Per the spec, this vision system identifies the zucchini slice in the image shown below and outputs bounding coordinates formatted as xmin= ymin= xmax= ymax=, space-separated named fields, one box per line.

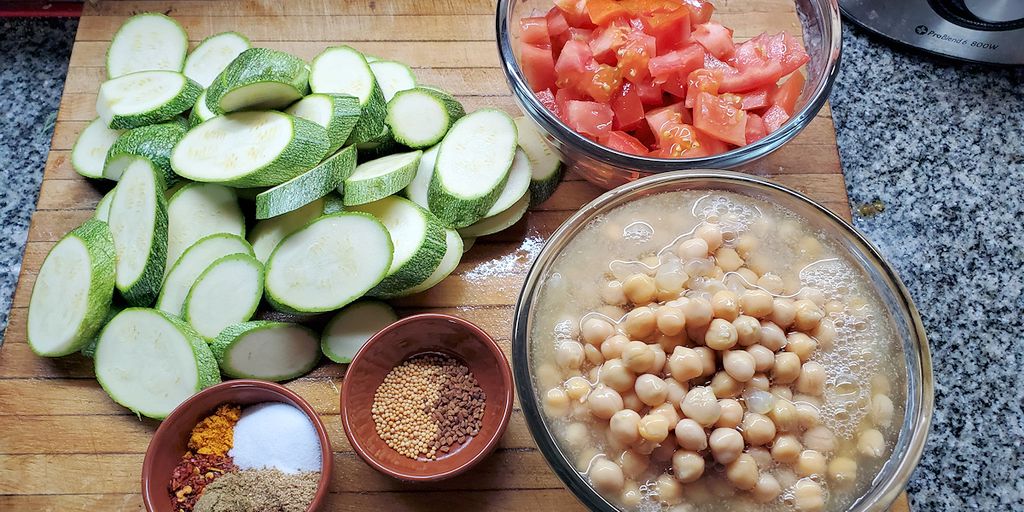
xmin=94 ymin=308 xmax=220 ymax=419
xmin=97 ymin=70 xmax=202 ymax=130
xmin=309 ymin=46 xmax=387 ymax=145
xmin=184 ymin=254 xmax=264 ymax=339
xmin=165 ymin=183 xmax=246 ymax=273
xmin=171 ymin=111 xmax=330 ymax=187
xmin=107 ymin=158 xmax=168 ymax=306
xmin=320 ymin=300 xmax=397 ymax=363
xmin=514 ymin=116 xmax=564 ymax=206
xmin=71 ymin=118 xmax=123 ymax=179
xmin=394 ymin=227 xmax=464 ymax=297
xmin=462 ymin=237 xmax=476 ymax=253
xmin=183 ymin=32 xmax=251 ymax=88
xmin=157 ymin=233 xmax=253 ymax=316
xmin=106 ymin=13 xmax=188 ymax=78
xmin=342 ymin=150 xmax=421 ymax=206
xmin=248 ymin=198 xmax=329 ymax=264
xmin=403 ymin=144 xmax=438 ymax=210
xmin=103 ymin=119 xmax=188 ymax=186
xmin=205 ymin=47 xmax=309 ymax=113
xmin=189 ymin=89 xmax=216 ymax=127
xmin=255 ymin=145 xmax=357 ymax=219
xmin=355 ymin=124 xmax=400 ymax=161
xmin=210 ymin=321 xmax=321 ymax=381
xmin=483 ymin=147 xmax=532 ymax=218
xmin=385 ymin=87 xmax=465 ymax=149
xmin=265 ymin=212 xmax=393 ymax=313
xmin=27 ymin=219 xmax=116 ymax=357
xmin=458 ymin=191 xmax=530 ymax=238
xmin=369 ymin=60 xmax=416 ymax=102
xmin=428 ymin=109 xmax=518 ymax=228
xmin=349 ymin=195 xmax=447 ymax=297
xmin=285 ymin=93 xmax=361 ymax=154
xmin=94 ymin=189 xmax=115 ymax=222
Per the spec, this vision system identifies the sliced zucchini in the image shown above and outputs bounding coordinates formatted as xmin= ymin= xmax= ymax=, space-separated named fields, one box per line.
xmin=320 ymin=300 xmax=397 ymax=363
xmin=458 ymin=191 xmax=530 ymax=238
xmin=514 ymin=116 xmax=564 ymax=206
xmin=349 ymin=195 xmax=447 ymax=297
xmin=355 ymin=124 xmax=400 ymax=161
xmin=309 ymin=46 xmax=387 ymax=145
xmin=403 ymin=144 xmax=438 ymax=210
xmin=210 ymin=321 xmax=321 ymax=381
xmin=71 ymin=118 xmax=123 ymax=179
xmin=255 ymin=145 xmax=357 ymax=219
xmin=428 ymin=109 xmax=518 ymax=228
xmin=103 ymin=119 xmax=188 ymax=186
xmin=97 ymin=70 xmax=202 ymax=130
xmin=171 ymin=111 xmax=330 ymax=187
xmin=80 ymin=307 xmax=122 ymax=359
xmin=369 ymin=60 xmax=416 ymax=102
xmin=183 ymin=32 xmax=251 ymax=88
xmin=462 ymin=237 xmax=476 ymax=253
xmin=285 ymin=93 xmax=361 ymax=154
xmin=385 ymin=87 xmax=465 ymax=149
xmin=264 ymin=212 xmax=393 ymax=313
xmin=248 ymin=198 xmax=327 ymax=264
xmin=205 ymin=47 xmax=309 ymax=113
xmin=165 ymin=183 xmax=246 ymax=272
xmin=107 ymin=158 xmax=168 ymax=306
xmin=183 ymin=254 xmax=264 ymax=339
xmin=483 ymin=147 xmax=532 ymax=218
xmin=94 ymin=308 xmax=220 ymax=419
xmin=94 ymin=189 xmax=115 ymax=222
xmin=189 ymin=89 xmax=216 ymax=127
xmin=342 ymin=150 xmax=421 ymax=206
xmin=394 ymin=228 xmax=464 ymax=297
xmin=27 ymin=219 xmax=116 ymax=357
xmin=106 ymin=13 xmax=188 ymax=78
xmin=156 ymin=233 xmax=253 ymax=316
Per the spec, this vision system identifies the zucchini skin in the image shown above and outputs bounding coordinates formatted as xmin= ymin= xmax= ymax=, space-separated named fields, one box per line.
xmin=210 ymin=321 xmax=321 ymax=381
xmin=111 ymin=163 xmax=169 ymax=307
xmin=205 ymin=47 xmax=310 ymax=114
xmin=255 ymin=145 xmax=357 ymax=219
xmin=104 ymin=119 xmax=188 ymax=187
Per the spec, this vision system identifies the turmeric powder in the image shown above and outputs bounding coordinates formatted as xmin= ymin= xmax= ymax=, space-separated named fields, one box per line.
xmin=188 ymin=404 xmax=242 ymax=456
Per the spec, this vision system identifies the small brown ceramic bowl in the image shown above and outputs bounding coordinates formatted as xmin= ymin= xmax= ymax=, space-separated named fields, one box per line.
xmin=141 ymin=380 xmax=333 ymax=512
xmin=340 ymin=313 xmax=513 ymax=481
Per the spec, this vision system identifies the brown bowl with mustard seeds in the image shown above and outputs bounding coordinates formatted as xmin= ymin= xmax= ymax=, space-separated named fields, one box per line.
xmin=340 ymin=313 xmax=514 ymax=481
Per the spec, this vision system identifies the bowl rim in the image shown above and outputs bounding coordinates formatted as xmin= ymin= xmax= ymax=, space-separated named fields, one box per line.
xmin=511 ymin=169 xmax=934 ymax=511
xmin=140 ymin=379 xmax=334 ymax=512
xmin=495 ymin=0 xmax=844 ymax=169
xmin=339 ymin=313 xmax=515 ymax=482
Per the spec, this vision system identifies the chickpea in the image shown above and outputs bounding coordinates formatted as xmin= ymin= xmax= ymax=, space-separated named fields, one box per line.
xmin=748 ymin=446 xmax=772 ymax=469
xmin=620 ymin=481 xmax=643 ymax=507
xmin=652 ymin=402 xmax=681 ymax=425
xmin=725 ymin=453 xmax=759 ymax=490
xmin=683 ymin=297 xmax=714 ymax=327
xmin=751 ymin=473 xmax=782 ymax=503
xmin=601 ymin=279 xmax=628 ymax=305
xmin=638 ymin=413 xmax=671 ymax=443
xmin=695 ymin=223 xmax=723 ymax=252
xmin=536 ymin=363 xmax=561 ymax=391
xmin=555 ymin=341 xmax=585 ymax=370
xmin=771 ymin=386 xmax=794 ymax=401
xmin=735 ymin=234 xmax=759 ymax=259
xmin=871 ymin=373 xmax=892 ymax=395
xmin=803 ymin=426 xmax=836 ymax=453
xmin=622 ymin=273 xmax=657 ymax=305
xmin=716 ymin=398 xmax=744 ymax=428
xmin=746 ymin=344 xmax=775 ymax=373
xmin=672 ymin=450 xmax=705 ymax=483
xmin=656 ymin=333 xmax=684 ymax=354
xmin=665 ymin=377 xmax=688 ymax=405
xmin=871 ymin=393 xmax=895 ymax=427
xmin=769 ymin=298 xmax=796 ymax=330
xmin=722 ymin=350 xmax=756 ymax=382
xmin=741 ymin=413 xmax=777 ymax=446
xmin=736 ymin=267 xmax=759 ymax=285
xmin=711 ymin=290 xmax=740 ymax=321
xmin=705 ymin=318 xmax=738 ymax=350
xmin=655 ymin=306 xmax=686 ymax=336
xmin=747 ymin=373 xmax=770 ymax=391
xmin=792 ymin=478 xmax=825 ymax=512
xmin=621 ymin=390 xmax=645 ymax=412
xmin=596 ymin=304 xmax=626 ymax=321
xmin=686 ymin=323 xmax=709 ymax=346
xmin=619 ymin=449 xmax=648 ymax=478
xmin=665 ymin=348 xmax=700 ymax=382
xmin=675 ymin=418 xmax=708 ymax=451
xmin=709 ymin=427 xmax=744 ymax=464
xmin=543 ymin=388 xmax=571 ymax=417
xmin=795 ymin=361 xmax=826 ymax=396
xmin=756 ymin=273 xmax=785 ymax=295
xmin=564 ymin=376 xmax=591 ymax=400
xmin=733 ymin=315 xmax=762 ymax=346
xmin=651 ymin=436 xmax=678 ymax=463
xmin=811 ymin=318 xmax=837 ymax=351
xmin=715 ymin=247 xmax=744 ymax=272
xmin=772 ymin=352 xmax=801 ymax=384
xmin=581 ymin=317 xmax=615 ymax=346
xmin=771 ymin=434 xmax=802 ymax=463
xmin=677 ymin=238 xmax=710 ymax=260
xmin=695 ymin=346 xmax=718 ymax=377
xmin=588 ymin=385 xmax=624 ymax=420
xmin=759 ymin=321 xmax=787 ymax=352
xmin=739 ymin=289 xmax=773 ymax=318
xmin=786 ymin=332 xmax=818 ymax=362
xmin=656 ymin=473 xmax=684 ymax=505
xmin=793 ymin=299 xmax=824 ymax=332
xmin=622 ymin=341 xmax=656 ymax=373
xmin=795 ymin=401 xmax=821 ymax=430
xmin=590 ymin=458 xmax=625 ymax=493
xmin=582 ymin=345 xmax=604 ymax=367
xmin=600 ymin=359 xmax=636 ymax=393
xmin=769 ymin=397 xmax=799 ymax=432
xmin=681 ymin=386 xmax=721 ymax=427
xmin=623 ymin=307 xmax=656 ymax=339
xmin=795 ymin=450 xmax=827 ymax=477
xmin=564 ymin=422 xmax=589 ymax=449
xmin=656 ymin=265 xmax=689 ymax=300
xmin=650 ymin=344 xmax=668 ymax=374
xmin=828 ymin=456 xmax=858 ymax=486
xmin=626 ymin=373 xmax=665 ymax=407
xmin=601 ymin=334 xmax=629 ymax=360
xmin=858 ymin=428 xmax=886 ymax=457
xmin=824 ymin=300 xmax=845 ymax=314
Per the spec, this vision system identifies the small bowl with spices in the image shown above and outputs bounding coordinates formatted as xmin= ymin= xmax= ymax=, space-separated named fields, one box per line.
xmin=340 ymin=313 xmax=514 ymax=481
xmin=141 ymin=380 xmax=333 ymax=512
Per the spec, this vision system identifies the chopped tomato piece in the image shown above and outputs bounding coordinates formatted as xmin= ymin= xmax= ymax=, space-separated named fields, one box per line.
xmin=680 ymin=0 xmax=714 ymax=24
xmin=635 ymin=77 xmax=664 ymax=105
xmin=691 ymin=22 xmax=735 ymax=59
xmin=684 ymin=68 xmax=719 ymax=108
xmin=693 ymin=91 xmax=747 ymax=146
xmin=649 ymin=122 xmax=700 ymax=157
xmin=536 ymin=88 xmax=560 ymax=117
xmin=762 ymin=104 xmax=790 ymax=133
xmin=555 ymin=87 xmax=586 ymax=122
xmin=686 ymin=127 xmax=731 ymax=157
xmin=649 ymin=44 xmax=704 ymax=85
xmin=616 ymin=31 xmax=657 ymax=83
xmin=745 ymin=113 xmax=766 ymax=144
xmin=587 ymin=0 xmax=632 ymax=25
xmin=581 ymin=63 xmax=623 ymax=103
xmin=728 ymin=32 xmax=810 ymax=91
xmin=566 ymin=100 xmax=614 ymax=137
xmin=611 ymin=81 xmax=646 ymax=130
xmin=555 ymin=0 xmax=594 ymax=28
xmin=739 ymin=86 xmax=772 ymax=110
xmin=645 ymin=101 xmax=691 ymax=143
xmin=589 ymin=20 xmax=630 ymax=63
xmin=603 ymin=130 xmax=649 ymax=155
xmin=521 ymin=17 xmax=551 ymax=46
xmin=546 ymin=7 xmax=571 ymax=36
xmin=637 ymin=5 xmax=691 ymax=51
xmin=554 ymin=39 xmax=592 ymax=80
xmin=771 ymin=71 xmax=806 ymax=115
xmin=521 ymin=44 xmax=557 ymax=92
xmin=662 ymin=74 xmax=687 ymax=98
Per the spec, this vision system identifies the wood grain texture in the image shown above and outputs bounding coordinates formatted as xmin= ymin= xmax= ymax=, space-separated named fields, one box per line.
xmin=0 ymin=1 xmax=909 ymax=511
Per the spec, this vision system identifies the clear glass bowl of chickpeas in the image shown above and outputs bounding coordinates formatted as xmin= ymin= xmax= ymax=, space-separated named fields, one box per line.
xmin=512 ymin=170 xmax=932 ymax=512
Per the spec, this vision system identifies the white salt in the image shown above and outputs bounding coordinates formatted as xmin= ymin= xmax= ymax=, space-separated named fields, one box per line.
xmin=229 ymin=402 xmax=322 ymax=474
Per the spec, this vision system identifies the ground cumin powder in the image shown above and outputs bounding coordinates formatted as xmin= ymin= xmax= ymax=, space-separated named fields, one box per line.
xmin=192 ymin=468 xmax=319 ymax=512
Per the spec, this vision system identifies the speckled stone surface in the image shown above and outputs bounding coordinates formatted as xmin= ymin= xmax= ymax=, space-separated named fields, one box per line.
xmin=0 ymin=15 xmax=1022 ymax=511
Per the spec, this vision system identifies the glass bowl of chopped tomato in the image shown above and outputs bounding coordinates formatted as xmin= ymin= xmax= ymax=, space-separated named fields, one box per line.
xmin=496 ymin=0 xmax=842 ymax=188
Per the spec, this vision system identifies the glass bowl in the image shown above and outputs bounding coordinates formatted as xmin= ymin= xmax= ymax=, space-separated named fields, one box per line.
xmin=496 ymin=0 xmax=843 ymax=189
xmin=512 ymin=170 xmax=933 ymax=511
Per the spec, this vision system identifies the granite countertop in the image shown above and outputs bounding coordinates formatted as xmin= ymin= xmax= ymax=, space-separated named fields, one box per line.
xmin=1 ymin=16 xmax=1022 ymax=511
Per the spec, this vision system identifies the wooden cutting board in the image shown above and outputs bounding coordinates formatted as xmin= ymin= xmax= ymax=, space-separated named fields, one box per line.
xmin=0 ymin=1 xmax=909 ymax=511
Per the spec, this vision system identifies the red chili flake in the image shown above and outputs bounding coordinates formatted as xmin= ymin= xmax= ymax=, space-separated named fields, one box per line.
xmin=168 ymin=452 xmax=237 ymax=512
